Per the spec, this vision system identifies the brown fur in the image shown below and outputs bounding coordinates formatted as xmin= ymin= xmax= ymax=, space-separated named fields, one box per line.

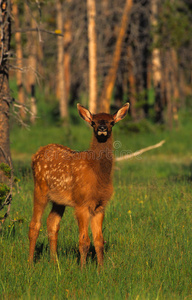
xmin=28 ymin=103 xmax=129 ymax=266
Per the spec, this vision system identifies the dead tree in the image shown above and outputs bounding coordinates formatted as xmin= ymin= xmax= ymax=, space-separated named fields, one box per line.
xmin=0 ymin=0 xmax=12 ymax=182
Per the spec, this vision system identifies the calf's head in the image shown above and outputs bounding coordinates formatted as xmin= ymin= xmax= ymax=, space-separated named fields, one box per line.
xmin=77 ymin=103 xmax=130 ymax=143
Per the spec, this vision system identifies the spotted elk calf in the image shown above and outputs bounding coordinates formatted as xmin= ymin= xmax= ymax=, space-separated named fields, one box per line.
xmin=29 ymin=103 xmax=129 ymax=266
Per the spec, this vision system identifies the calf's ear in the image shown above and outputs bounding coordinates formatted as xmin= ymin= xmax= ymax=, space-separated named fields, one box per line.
xmin=113 ymin=103 xmax=129 ymax=124
xmin=77 ymin=104 xmax=93 ymax=124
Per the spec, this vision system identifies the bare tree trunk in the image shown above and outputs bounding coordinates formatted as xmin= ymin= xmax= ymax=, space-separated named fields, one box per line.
xmin=87 ymin=0 xmax=97 ymax=113
xmin=12 ymin=1 xmax=25 ymax=119
xmin=56 ymin=0 xmax=68 ymax=120
xmin=171 ymin=49 xmax=179 ymax=101
xmin=24 ymin=3 xmax=38 ymax=123
xmin=178 ymin=68 xmax=186 ymax=108
xmin=99 ymin=0 xmax=133 ymax=113
xmin=164 ymin=48 xmax=179 ymax=129
xmin=127 ymin=45 xmax=137 ymax=120
xmin=37 ymin=40 xmax=44 ymax=79
xmin=151 ymin=0 xmax=163 ymax=123
xmin=0 ymin=0 xmax=12 ymax=182
xmin=24 ymin=2 xmax=31 ymax=96
xmin=164 ymin=50 xmax=172 ymax=130
xmin=170 ymin=48 xmax=179 ymax=127
xmin=29 ymin=17 xmax=37 ymax=124
xmin=24 ymin=3 xmax=30 ymax=94
xmin=101 ymin=0 xmax=108 ymax=13
xmin=63 ymin=0 xmax=72 ymax=103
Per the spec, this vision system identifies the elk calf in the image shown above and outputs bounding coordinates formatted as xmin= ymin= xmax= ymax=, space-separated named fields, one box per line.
xmin=29 ymin=103 xmax=129 ymax=266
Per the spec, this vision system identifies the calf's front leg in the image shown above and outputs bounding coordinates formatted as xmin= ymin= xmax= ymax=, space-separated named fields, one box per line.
xmin=91 ymin=211 xmax=105 ymax=266
xmin=75 ymin=207 xmax=90 ymax=268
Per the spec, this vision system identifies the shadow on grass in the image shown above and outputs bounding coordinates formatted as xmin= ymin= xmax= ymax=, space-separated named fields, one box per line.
xmin=168 ymin=162 xmax=192 ymax=183
xmin=34 ymin=242 xmax=48 ymax=263
xmin=182 ymin=163 xmax=192 ymax=181
xmin=59 ymin=244 xmax=97 ymax=265
xmin=34 ymin=242 xmax=112 ymax=265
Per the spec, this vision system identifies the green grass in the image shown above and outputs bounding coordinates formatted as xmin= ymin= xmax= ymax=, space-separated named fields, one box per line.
xmin=1 ymin=107 xmax=192 ymax=299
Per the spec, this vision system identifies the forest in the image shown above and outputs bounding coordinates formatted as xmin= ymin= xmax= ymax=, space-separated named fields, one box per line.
xmin=0 ymin=0 xmax=192 ymax=299
xmin=2 ymin=0 xmax=192 ymax=127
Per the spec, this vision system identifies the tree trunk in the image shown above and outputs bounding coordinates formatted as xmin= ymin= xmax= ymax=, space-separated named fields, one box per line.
xmin=29 ymin=17 xmax=37 ymax=124
xmin=178 ymin=68 xmax=186 ymax=108
xmin=99 ymin=0 xmax=133 ymax=113
xmin=63 ymin=0 xmax=72 ymax=104
xmin=151 ymin=0 xmax=163 ymax=123
xmin=127 ymin=45 xmax=137 ymax=120
xmin=24 ymin=3 xmax=30 ymax=93
xmin=170 ymin=48 xmax=179 ymax=127
xmin=101 ymin=0 xmax=108 ymax=16
xmin=12 ymin=1 xmax=25 ymax=119
xmin=164 ymin=48 xmax=179 ymax=129
xmin=56 ymin=0 xmax=68 ymax=120
xmin=37 ymin=40 xmax=44 ymax=79
xmin=0 ymin=0 xmax=11 ymax=182
xmin=24 ymin=3 xmax=37 ymax=124
xmin=164 ymin=50 xmax=172 ymax=130
xmin=87 ymin=0 xmax=97 ymax=114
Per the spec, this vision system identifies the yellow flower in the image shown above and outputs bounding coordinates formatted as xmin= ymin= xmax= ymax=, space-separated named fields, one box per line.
xmin=55 ymin=29 xmax=62 ymax=34
xmin=128 ymin=210 xmax=132 ymax=214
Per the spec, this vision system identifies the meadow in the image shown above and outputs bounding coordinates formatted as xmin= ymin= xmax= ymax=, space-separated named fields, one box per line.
xmin=0 ymin=103 xmax=192 ymax=299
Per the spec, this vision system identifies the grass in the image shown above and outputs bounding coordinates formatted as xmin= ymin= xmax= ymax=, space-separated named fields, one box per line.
xmin=0 ymin=106 xmax=192 ymax=299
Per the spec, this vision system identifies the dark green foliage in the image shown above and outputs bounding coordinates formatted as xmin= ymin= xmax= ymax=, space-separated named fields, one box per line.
xmin=154 ymin=0 xmax=192 ymax=49
xmin=0 ymin=163 xmax=11 ymax=179
xmin=0 ymin=164 xmax=11 ymax=206
xmin=0 ymin=183 xmax=10 ymax=206
xmin=118 ymin=118 xmax=156 ymax=134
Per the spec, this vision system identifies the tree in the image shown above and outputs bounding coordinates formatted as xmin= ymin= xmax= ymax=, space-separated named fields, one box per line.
xmin=99 ymin=0 xmax=133 ymax=113
xmin=3 ymin=0 xmax=191 ymax=129
xmin=87 ymin=0 xmax=97 ymax=113
xmin=56 ymin=0 xmax=68 ymax=120
xmin=29 ymin=15 xmax=38 ymax=124
xmin=63 ymin=0 xmax=72 ymax=104
xmin=12 ymin=0 xmax=25 ymax=119
xmin=24 ymin=4 xmax=38 ymax=124
xmin=151 ymin=0 xmax=163 ymax=123
xmin=127 ymin=45 xmax=137 ymax=119
xmin=0 ymin=0 xmax=12 ymax=182
xmin=153 ymin=0 xmax=192 ymax=127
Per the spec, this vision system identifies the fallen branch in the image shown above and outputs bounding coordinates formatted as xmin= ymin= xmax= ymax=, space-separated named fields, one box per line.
xmin=115 ymin=140 xmax=165 ymax=162
xmin=13 ymin=27 xmax=64 ymax=37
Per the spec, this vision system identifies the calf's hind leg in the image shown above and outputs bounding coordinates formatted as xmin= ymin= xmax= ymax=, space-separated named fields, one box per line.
xmin=29 ymin=183 xmax=48 ymax=263
xmin=47 ymin=203 xmax=65 ymax=261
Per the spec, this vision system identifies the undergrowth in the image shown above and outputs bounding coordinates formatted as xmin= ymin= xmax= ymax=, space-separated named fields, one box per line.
xmin=0 ymin=102 xmax=192 ymax=299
